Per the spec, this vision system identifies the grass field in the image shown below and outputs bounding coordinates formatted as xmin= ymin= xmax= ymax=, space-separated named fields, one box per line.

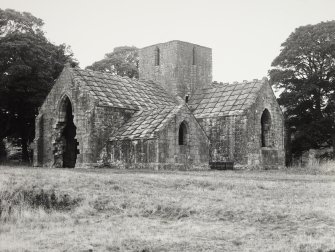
xmin=0 ymin=166 xmax=335 ymax=252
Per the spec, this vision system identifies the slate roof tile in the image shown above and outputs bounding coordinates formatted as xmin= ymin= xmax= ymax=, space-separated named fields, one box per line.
xmin=189 ymin=80 xmax=264 ymax=118
xmin=110 ymin=105 xmax=184 ymax=140
xmin=71 ymin=67 xmax=177 ymax=110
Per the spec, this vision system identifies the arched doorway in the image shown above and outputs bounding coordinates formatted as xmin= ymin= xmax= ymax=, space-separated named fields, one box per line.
xmin=261 ymin=109 xmax=272 ymax=147
xmin=53 ymin=96 xmax=78 ymax=168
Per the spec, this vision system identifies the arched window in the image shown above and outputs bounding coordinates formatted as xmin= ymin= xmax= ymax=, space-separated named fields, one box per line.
xmin=261 ymin=109 xmax=272 ymax=147
xmin=155 ymin=47 xmax=160 ymax=66
xmin=192 ymin=47 xmax=196 ymax=65
xmin=58 ymin=95 xmax=72 ymax=123
xmin=178 ymin=121 xmax=188 ymax=145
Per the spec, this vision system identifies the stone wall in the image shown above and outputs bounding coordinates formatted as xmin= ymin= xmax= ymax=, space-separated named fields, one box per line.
xmin=198 ymin=115 xmax=247 ymax=164
xmin=106 ymin=139 xmax=159 ymax=169
xmin=139 ymin=40 xmax=212 ymax=99
xmin=90 ymin=106 xmax=134 ymax=165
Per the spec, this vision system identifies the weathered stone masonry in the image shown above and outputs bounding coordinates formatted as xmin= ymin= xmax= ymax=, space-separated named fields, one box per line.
xmin=34 ymin=68 xmax=136 ymax=168
xmin=140 ymin=40 xmax=212 ymax=99
xmin=34 ymin=61 xmax=210 ymax=169
xmin=190 ymin=80 xmax=285 ymax=169
xmin=108 ymin=105 xmax=209 ymax=170
xmin=34 ymin=40 xmax=284 ymax=169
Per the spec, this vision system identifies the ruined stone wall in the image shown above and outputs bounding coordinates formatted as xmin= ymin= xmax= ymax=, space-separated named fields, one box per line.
xmin=107 ymin=139 xmax=159 ymax=169
xmin=176 ymin=42 xmax=212 ymax=98
xmin=244 ymin=83 xmax=285 ymax=169
xmin=34 ymin=68 xmax=135 ymax=168
xmin=197 ymin=115 xmax=247 ymax=164
xmin=139 ymin=41 xmax=178 ymax=96
xmin=157 ymin=106 xmax=209 ymax=170
xmin=91 ymin=106 xmax=134 ymax=164
xmin=107 ymin=106 xmax=209 ymax=170
xmin=139 ymin=41 xmax=212 ymax=99
xmin=197 ymin=84 xmax=285 ymax=169
xmin=34 ymin=68 xmax=85 ymax=167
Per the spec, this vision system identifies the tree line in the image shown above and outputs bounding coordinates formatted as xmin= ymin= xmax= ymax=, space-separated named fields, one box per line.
xmin=1 ymin=8 xmax=335 ymax=164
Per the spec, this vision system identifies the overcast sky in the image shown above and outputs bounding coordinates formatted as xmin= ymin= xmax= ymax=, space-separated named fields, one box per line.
xmin=2 ymin=0 xmax=335 ymax=82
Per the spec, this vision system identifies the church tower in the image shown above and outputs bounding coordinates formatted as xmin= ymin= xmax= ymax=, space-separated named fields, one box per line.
xmin=139 ymin=40 xmax=212 ymax=100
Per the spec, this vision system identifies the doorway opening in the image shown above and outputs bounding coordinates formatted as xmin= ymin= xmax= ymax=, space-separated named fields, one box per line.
xmin=53 ymin=96 xmax=78 ymax=168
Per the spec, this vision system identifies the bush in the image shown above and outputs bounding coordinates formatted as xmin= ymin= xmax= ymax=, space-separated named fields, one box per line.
xmin=0 ymin=186 xmax=81 ymax=222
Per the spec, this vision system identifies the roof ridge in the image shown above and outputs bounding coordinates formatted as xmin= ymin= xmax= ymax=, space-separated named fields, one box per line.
xmin=212 ymin=78 xmax=267 ymax=86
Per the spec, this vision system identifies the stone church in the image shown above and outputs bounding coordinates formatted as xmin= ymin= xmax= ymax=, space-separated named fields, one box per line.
xmin=33 ymin=40 xmax=285 ymax=169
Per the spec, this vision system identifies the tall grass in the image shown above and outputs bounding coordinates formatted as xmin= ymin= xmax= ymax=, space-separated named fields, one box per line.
xmin=286 ymin=160 xmax=335 ymax=174
xmin=0 ymin=167 xmax=335 ymax=251
xmin=317 ymin=160 xmax=335 ymax=173
xmin=0 ymin=182 xmax=81 ymax=223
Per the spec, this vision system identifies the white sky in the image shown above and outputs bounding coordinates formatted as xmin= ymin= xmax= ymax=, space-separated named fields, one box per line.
xmin=1 ymin=0 xmax=335 ymax=82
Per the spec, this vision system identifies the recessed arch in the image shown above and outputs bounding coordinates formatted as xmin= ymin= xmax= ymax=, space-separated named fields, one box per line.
xmin=58 ymin=94 xmax=74 ymax=122
xmin=178 ymin=121 xmax=188 ymax=145
xmin=53 ymin=95 xmax=78 ymax=168
xmin=261 ymin=109 xmax=272 ymax=147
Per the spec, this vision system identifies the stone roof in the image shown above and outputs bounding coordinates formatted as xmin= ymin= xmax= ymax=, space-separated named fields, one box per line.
xmin=67 ymin=66 xmax=267 ymax=140
xmin=110 ymin=105 xmax=183 ymax=140
xmin=189 ymin=79 xmax=265 ymax=118
xmin=71 ymin=67 xmax=176 ymax=110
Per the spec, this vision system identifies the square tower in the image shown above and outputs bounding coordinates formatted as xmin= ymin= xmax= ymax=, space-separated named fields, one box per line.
xmin=139 ymin=40 xmax=212 ymax=99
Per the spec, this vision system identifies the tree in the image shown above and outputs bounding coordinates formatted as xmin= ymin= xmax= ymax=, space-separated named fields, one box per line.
xmin=269 ymin=21 xmax=335 ymax=162
xmin=86 ymin=46 xmax=139 ymax=78
xmin=0 ymin=9 xmax=77 ymax=162
xmin=0 ymin=8 xmax=44 ymax=36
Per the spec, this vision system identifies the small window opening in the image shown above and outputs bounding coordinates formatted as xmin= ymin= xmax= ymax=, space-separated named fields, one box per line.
xmin=261 ymin=109 xmax=272 ymax=147
xmin=178 ymin=122 xmax=188 ymax=145
xmin=192 ymin=47 xmax=196 ymax=65
xmin=155 ymin=47 xmax=160 ymax=66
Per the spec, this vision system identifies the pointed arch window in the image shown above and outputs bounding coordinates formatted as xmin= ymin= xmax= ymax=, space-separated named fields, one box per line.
xmin=155 ymin=47 xmax=160 ymax=66
xmin=192 ymin=47 xmax=196 ymax=65
xmin=178 ymin=121 xmax=188 ymax=145
xmin=261 ymin=109 xmax=272 ymax=147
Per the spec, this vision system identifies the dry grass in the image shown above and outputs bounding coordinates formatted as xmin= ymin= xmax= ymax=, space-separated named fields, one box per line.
xmin=286 ymin=160 xmax=335 ymax=175
xmin=0 ymin=166 xmax=335 ymax=251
